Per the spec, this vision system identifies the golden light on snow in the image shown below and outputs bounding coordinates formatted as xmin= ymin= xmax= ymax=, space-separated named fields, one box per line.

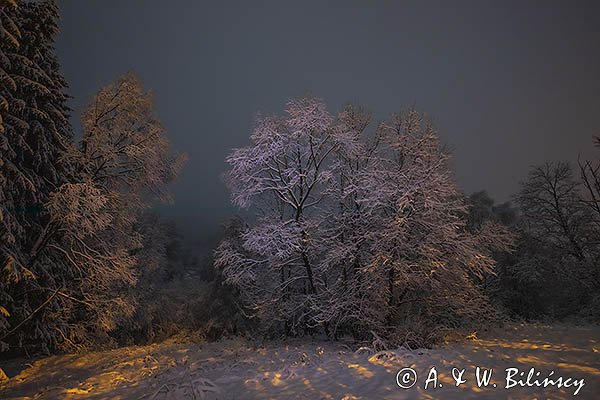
xmin=3 ymin=326 xmax=600 ymax=399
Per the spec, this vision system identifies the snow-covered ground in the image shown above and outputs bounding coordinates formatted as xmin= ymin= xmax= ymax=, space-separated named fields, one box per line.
xmin=1 ymin=323 xmax=599 ymax=399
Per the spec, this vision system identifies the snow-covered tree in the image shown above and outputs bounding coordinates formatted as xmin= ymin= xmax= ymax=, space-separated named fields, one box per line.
xmin=216 ymin=96 xmax=362 ymax=335
xmin=42 ymin=73 xmax=186 ymax=350
xmin=217 ymin=99 xmax=514 ymax=344
xmin=307 ymin=104 xmax=383 ymax=338
xmin=0 ymin=0 xmax=21 ymax=336
xmin=0 ymin=0 xmax=72 ymax=352
xmin=353 ymin=110 xmax=513 ymax=341
xmin=0 ymin=0 xmax=21 ymax=138
xmin=1 ymin=68 xmax=185 ymax=351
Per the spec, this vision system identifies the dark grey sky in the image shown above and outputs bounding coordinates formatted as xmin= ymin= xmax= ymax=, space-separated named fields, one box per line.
xmin=55 ymin=0 xmax=600 ymax=231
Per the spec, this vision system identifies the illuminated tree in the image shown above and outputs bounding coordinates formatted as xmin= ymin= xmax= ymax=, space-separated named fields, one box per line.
xmin=217 ymin=99 xmax=513 ymax=343
xmin=215 ymin=96 xmax=363 ymax=334
xmin=1 ymin=71 xmax=185 ymax=352
xmin=352 ymin=110 xmax=513 ymax=340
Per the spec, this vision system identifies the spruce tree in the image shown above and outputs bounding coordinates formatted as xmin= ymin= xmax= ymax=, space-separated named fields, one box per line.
xmin=0 ymin=0 xmax=72 ymax=353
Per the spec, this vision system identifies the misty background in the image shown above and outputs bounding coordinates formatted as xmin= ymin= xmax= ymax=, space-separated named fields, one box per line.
xmin=55 ymin=0 xmax=600 ymax=234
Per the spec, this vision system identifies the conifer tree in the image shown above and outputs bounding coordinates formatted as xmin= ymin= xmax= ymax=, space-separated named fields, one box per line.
xmin=1 ymin=0 xmax=72 ymax=352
